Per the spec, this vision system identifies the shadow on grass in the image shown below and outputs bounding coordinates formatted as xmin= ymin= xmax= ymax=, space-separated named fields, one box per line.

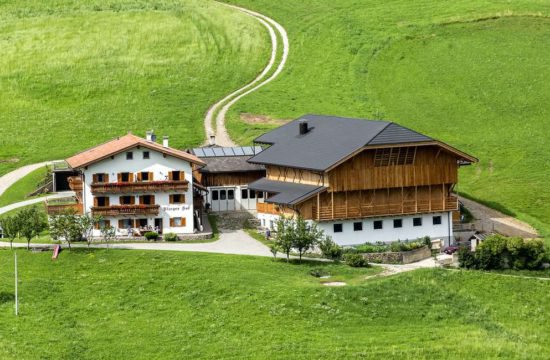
xmin=459 ymin=192 xmax=517 ymax=217
xmin=0 ymin=292 xmax=15 ymax=304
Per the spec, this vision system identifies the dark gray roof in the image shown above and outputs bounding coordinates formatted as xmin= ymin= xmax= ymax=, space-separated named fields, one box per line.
xmin=199 ymin=156 xmax=265 ymax=173
xmin=249 ymin=114 xmax=432 ymax=171
xmin=248 ymin=178 xmax=326 ymax=205
xmin=190 ymin=146 xmax=262 ymax=158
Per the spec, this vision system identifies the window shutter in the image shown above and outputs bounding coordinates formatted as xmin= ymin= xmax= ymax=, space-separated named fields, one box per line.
xmin=117 ymin=173 xmax=122 ymax=182
xmin=94 ymin=197 xmax=98 ymax=207
xmin=137 ymin=172 xmax=142 ymax=182
xmin=105 ymin=220 xmax=111 ymax=228
xmin=129 ymin=173 xmax=134 ymax=182
xmin=94 ymin=222 xmax=100 ymax=230
xmin=180 ymin=171 xmax=185 ymax=180
xmin=168 ymin=171 xmax=173 ymax=181
xmin=139 ymin=195 xmax=143 ymax=205
xmin=118 ymin=220 xmax=124 ymax=228
xmin=151 ymin=195 xmax=155 ymax=205
xmin=105 ymin=173 xmax=109 ymax=183
xmin=149 ymin=172 xmax=154 ymax=182
xmin=169 ymin=218 xmax=174 ymax=227
xmin=182 ymin=217 xmax=186 ymax=227
xmin=182 ymin=194 xmax=186 ymax=203
xmin=169 ymin=195 xmax=173 ymax=204
xmin=105 ymin=197 xmax=110 ymax=206
xmin=130 ymin=196 xmax=135 ymax=205
xmin=93 ymin=174 xmax=98 ymax=183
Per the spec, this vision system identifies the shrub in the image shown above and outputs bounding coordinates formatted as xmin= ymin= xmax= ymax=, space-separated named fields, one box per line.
xmin=458 ymin=246 xmax=478 ymax=269
xmin=144 ymin=231 xmax=159 ymax=241
xmin=355 ymin=243 xmax=388 ymax=253
xmin=344 ymin=253 xmax=369 ymax=267
xmin=319 ymin=236 xmax=343 ymax=260
xmin=310 ymin=268 xmax=330 ymax=278
xmin=163 ymin=232 xmax=178 ymax=242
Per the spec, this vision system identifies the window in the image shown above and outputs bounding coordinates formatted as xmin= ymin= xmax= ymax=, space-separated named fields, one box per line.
xmin=212 ymin=190 xmax=218 ymax=201
xmin=373 ymin=147 xmax=415 ymax=167
xmin=220 ymin=190 xmax=226 ymax=200
xmin=373 ymin=220 xmax=383 ymax=230
xmin=137 ymin=218 xmax=148 ymax=227
xmin=241 ymin=189 xmax=248 ymax=199
xmin=126 ymin=152 xmax=133 ymax=160
xmin=413 ymin=217 xmax=422 ymax=227
xmin=93 ymin=173 xmax=108 ymax=183
xmin=353 ymin=222 xmax=363 ymax=231
xmin=143 ymin=151 xmax=150 ymax=159
xmin=257 ymin=191 xmax=264 ymax=199
xmin=118 ymin=219 xmax=134 ymax=229
xmin=95 ymin=219 xmax=111 ymax=230
xmin=170 ymin=171 xmax=184 ymax=181
xmin=120 ymin=196 xmax=134 ymax=205
xmin=249 ymin=190 xmax=256 ymax=199
xmin=138 ymin=172 xmax=152 ymax=182
xmin=139 ymin=195 xmax=155 ymax=205
xmin=393 ymin=219 xmax=403 ymax=228
xmin=433 ymin=216 xmax=442 ymax=225
xmin=333 ymin=223 xmax=343 ymax=233
xmin=170 ymin=194 xmax=185 ymax=204
xmin=95 ymin=196 xmax=109 ymax=207
xmin=170 ymin=217 xmax=186 ymax=227
xmin=119 ymin=172 xmax=132 ymax=182
xmin=228 ymin=189 xmax=234 ymax=200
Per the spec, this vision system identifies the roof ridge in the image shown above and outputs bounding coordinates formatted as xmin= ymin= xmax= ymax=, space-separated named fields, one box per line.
xmin=366 ymin=121 xmax=394 ymax=146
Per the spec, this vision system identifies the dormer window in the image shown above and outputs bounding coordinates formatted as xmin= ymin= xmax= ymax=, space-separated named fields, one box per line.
xmin=126 ymin=152 xmax=133 ymax=160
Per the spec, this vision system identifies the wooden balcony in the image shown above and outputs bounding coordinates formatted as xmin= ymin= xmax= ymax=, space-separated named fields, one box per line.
xmin=68 ymin=176 xmax=83 ymax=191
xmin=312 ymin=196 xmax=458 ymax=221
xmin=91 ymin=180 xmax=188 ymax=194
xmin=91 ymin=204 xmax=160 ymax=217
xmin=45 ymin=197 xmax=83 ymax=215
xmin=257 ymin=202 xmax=281 ymax=215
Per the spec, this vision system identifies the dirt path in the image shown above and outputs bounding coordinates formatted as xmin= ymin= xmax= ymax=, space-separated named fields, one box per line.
xmin=204 ymin=2 xmax=289 ymax=147
xmin=458 ymin=196 xmax=538 ymax=238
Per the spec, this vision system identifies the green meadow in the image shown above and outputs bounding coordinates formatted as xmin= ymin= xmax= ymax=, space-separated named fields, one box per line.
xmin=0 ymin=0 xmax=268 ymax=175
xmin=0 ymin=250 xmax=548 ymax=359
xmin=224 ymin=0 xmax=550 ymax=238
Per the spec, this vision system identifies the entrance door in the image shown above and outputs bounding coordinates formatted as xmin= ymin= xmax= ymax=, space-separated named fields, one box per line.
xmin=154 ymin=218 xmax=163 ymax=234
xmin=227 ymin=188 xmax=235 ymax=211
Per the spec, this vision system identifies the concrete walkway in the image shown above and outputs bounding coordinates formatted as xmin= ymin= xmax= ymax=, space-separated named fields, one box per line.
xmin=0 ymin=161 xmax=58 ymax=197
xmin=204 ymin=2 xmax=289 ymax=146
xmin=0 ymin=191 xmax=75 ymax=215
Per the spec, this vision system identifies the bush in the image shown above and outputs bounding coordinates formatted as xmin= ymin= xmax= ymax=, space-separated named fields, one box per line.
xmin=319 ymin=236 xmax=343 ymax=260
xmin=458 ymin=235 xmax=548 ymax=270
xmin=163 ymin=232 xmax=178 ymax=242
xmin=355 ymin=243 xmax=388 ymax=253
xmin=344 ymin=253 xmax=369 ymax=267
xmin=310 ymin=268 xmax=330 ymax=278
xmin=144 ymin=231 xmax=159 ymax=241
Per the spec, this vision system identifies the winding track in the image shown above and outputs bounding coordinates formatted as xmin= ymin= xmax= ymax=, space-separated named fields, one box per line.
xmin=204 ymin=2 xmax=289 ymax=146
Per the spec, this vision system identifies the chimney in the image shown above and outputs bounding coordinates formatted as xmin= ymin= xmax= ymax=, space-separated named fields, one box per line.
xmin=146 ymin=130 xmax=154 ymax=142
xmin=163 ymin=135 xmax=169 ymax=148
xmin=299 ymin=120 xmax=309 ymax=135
xmin=209 ymin=135 xmax=216 ymax=146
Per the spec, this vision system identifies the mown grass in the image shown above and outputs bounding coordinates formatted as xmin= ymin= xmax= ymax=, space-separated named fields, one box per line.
xmin=0 ymin=249 xmax=548 ymax=359
xmin=0 ymin=0 xmax=268 ymax=175
xmin=223 ymin=0 xmax=550 ymax=239
xmin=0 ymin=166 xmax=50 ymax=207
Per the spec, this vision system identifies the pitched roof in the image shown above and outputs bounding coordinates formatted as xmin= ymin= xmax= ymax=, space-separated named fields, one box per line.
xmin=249 ymin=114 xmax=476 ymax=171
xmin=189 ymin=146 xmax=264 ymax=173
xmin=248 ymin=178 xmax=326 ymax=205
xmin=66 ymin=133 xmax=205 ymax=169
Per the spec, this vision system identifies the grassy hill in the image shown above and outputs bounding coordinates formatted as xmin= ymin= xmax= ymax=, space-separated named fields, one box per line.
xmin=0 ymin=250 xmax=548 ymax=359
xmin=0 ymin=0 xmax=268 ymax=176
xmin=223 ymin=0 xmax=550 ymax=238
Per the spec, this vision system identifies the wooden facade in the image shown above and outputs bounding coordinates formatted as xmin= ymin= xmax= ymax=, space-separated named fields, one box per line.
xmin=259 ymin=144 xmax=465 ymax=222
xmin=201 ymin=171 xmax=264 ymax=187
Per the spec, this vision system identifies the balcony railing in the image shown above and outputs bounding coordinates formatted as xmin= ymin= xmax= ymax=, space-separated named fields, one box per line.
xmin=257 ymin=202 xmax=281 ymax=215
xmin=312 ymin=196 xmax=458 ymax=221
xmin=45 ymin=197 xmax=83 ymax=215
xmin=91 ymin=180 xmax=188 ymax=194
xmin=91 ymin=204 xmax=160 ymax=216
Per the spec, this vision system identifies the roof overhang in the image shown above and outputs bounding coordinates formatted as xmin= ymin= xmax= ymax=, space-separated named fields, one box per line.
xmin=248 ymin=178 xmax=327 ymax=206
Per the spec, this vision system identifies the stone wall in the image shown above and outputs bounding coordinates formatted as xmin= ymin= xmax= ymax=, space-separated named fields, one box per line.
xmin=361 ymin=246 xmax=431 ymax=264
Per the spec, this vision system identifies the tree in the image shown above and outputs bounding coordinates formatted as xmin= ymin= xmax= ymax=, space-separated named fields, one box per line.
xmin=0 ymin=215 xmax=22 ymax=249
xmin=100 ymin=225 xmax=116 ymax=244
xmin=48 ymin=211 xmax=82 ymax=250
xmin=319 ymin=236 xmax=343 ymax=261
xmin=292 ymin=217 xmax=324 ymax=262
xmin=79 ymin=214 xmax=100 ymax=247
xmin=274 ymin=216 xmax=294 ymax=262
xmin=18 ymin=206 xmax=47 ymax=250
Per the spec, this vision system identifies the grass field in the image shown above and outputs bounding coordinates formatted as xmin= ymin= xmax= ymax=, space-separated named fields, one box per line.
xmin=0 ymin=166 xmax=50 ymax=207
xmin=0 ymin=0 xmax=268 ymax=176
xmin=0 ymin=249 xmax=548 ymax=359
xmin=223 ymin=0 xmax=550 ymax=238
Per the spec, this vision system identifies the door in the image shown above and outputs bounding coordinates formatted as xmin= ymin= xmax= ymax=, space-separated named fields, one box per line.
xmin=210 ymin=187 xmax=235 ymax=212
xmin=227 ymin=188 xmax=235 ymax=211
xmin=154 ymin=218 xmax=163 ymax=234
xmin=211 ymin=189 xmax=220 ymax=212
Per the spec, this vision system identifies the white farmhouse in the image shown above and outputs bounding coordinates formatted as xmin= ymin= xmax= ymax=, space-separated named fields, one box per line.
xmin=47 ymin=132 xmax=205 ymax=237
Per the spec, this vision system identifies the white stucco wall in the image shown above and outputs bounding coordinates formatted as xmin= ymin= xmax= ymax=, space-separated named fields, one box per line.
xmin=255 ymin=211 xmax=454 ymax=246
xmin=82 ymin=147 xmax=195 ymax=236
